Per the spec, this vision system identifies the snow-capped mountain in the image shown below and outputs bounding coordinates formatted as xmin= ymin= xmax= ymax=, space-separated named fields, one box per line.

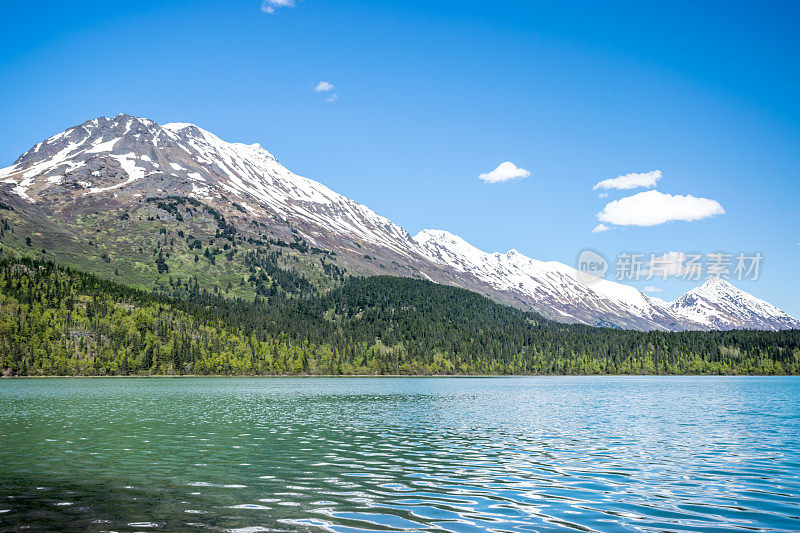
xmin=413 ymin=230 xmax=799 ymax=331
xmin=1 ymin=114 xmax=796 ymax=332
xmin=670 ymin=277 xmax=800 ymax=331
xmin=0 ymin=115 xmax=419 ymax=260
xmin=413 ymin=229 xmax=687 ymax=330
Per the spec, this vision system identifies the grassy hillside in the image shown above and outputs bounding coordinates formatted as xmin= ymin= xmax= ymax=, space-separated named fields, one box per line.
xmin=1 ymin=255 xmax=798 ymax=376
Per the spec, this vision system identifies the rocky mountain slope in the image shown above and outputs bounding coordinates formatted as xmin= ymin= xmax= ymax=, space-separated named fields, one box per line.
xmin=1 ymin=114 xmax=796 ymax=331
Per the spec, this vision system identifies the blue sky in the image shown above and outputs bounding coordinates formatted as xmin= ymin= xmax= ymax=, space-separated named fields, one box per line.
xmin=1 ymin=0 xmax=798 ymax=315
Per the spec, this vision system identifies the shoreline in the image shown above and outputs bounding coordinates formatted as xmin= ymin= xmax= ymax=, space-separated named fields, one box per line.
xmin=2 ymin=373 xmax=797 ymax=379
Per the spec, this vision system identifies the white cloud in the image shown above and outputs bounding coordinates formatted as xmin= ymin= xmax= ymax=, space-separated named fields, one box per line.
xmin=261 ymin=0 xmax=295 ymax=13
xmin=598 ymin=192 xmax=609 ymax=198
xmin=478 ymin=162 xmax=531 ymax=184
xmin=591 ymin=223 xmax=611 ymax=233
xmin=314 ymin=81 xmax=334 ymax=92
xmin=593 ymin=170 xmax=662 ymax=191
xmin=644 ymin=286 xmax=664 ymax=293
xmin=323 ymin=93 xmax=338 ymax=103
xmin=597 ymin=190 xmax=724 ymax=227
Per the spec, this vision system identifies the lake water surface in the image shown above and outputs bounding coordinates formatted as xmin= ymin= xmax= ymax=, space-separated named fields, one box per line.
xmin=1 ymin=377 xmax=799 ymax=532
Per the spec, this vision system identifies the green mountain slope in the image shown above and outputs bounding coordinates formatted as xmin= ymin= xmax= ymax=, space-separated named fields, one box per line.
xmin=0 ymin=193 xmax=343 ymax=300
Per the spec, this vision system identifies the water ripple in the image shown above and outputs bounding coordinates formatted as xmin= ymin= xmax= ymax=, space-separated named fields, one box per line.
xmin=1 ymin=377 xmax=799 ymax=532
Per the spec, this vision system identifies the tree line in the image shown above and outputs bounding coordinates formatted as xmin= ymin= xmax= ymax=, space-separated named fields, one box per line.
xmin=1 ymin=256 xmax=798 ymax=376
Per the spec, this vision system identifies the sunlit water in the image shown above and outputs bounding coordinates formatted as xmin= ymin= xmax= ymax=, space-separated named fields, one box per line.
xmin=1 ymin=377 xmax=799 ymax=532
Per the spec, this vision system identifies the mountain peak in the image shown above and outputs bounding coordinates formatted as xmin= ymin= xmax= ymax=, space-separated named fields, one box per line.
xmin=701 ymin=276 xmax=736 ymax=290
xmin=413 ymin=229 xmax=489 ymax=266
xmin=414 ymin=228 xmax=460 ymax=242
xmin=687 ymin=277 xmax=750 ymax=303
xmin=0 ymin=114 xmax=419 ymax=258
xmin=671 ymin=277 xmax=799 ymax=330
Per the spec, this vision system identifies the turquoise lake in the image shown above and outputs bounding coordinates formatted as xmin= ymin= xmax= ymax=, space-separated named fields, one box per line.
xmin=1 ymin=377 xmax=799 ymax=532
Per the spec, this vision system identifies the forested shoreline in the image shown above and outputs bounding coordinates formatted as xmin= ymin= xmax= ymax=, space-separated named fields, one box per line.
xmin=1 ymin=256 xmax=798 ymax=376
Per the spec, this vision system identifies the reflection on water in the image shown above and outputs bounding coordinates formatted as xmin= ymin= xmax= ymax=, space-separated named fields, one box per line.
xmin=1 ymin=377 xmax=799 ymax=532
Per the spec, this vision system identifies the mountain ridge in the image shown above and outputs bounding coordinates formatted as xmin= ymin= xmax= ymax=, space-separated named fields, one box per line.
xmin=1 ymin=114 xmax=796 ymax=331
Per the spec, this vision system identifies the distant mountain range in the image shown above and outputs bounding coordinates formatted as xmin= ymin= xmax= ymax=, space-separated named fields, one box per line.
xmin=1 ymin=114 xmax=797 ymax=331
